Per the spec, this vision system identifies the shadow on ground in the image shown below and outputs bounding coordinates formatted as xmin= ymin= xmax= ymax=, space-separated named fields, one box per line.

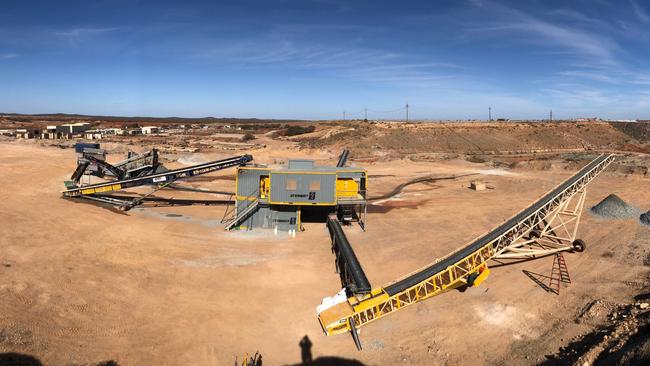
xmin=0 ymin=353 xmax=42 ymax=366
xmin=283 ymin=335 xmax=366 ymax=366
xmin=0 ymin=354 xmax=119 ymax=366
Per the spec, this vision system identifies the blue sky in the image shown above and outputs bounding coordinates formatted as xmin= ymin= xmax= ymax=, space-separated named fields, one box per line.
xmin=1 ymin=0 xmax=650 ymax=120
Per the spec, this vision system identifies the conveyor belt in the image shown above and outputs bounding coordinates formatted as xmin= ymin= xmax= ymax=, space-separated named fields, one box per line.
xmin=63 ymin=155 xmax=252 ymax=197
xmin=85 ymin=155 xmax=126 ymax=180
xmin=112 ymin=149 xmax=159 ymax=176
xmin=384 ymin=154 xmax=609 ymax=295
xmin=318 ymin=154 xmax=615 ymax=338
xmin=337 ymin=150 xmax=350 ymax=167
xmin=327 ymin=217 xmax=371 ymax=295
xmin=70 ymin=161 xmax=89 ymax=182
xmin=92 ymin=194 xmax=234 ymax=206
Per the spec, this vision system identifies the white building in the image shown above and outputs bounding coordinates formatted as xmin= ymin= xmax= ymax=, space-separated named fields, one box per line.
xmin=141 ymin=126 xmax=160 ymax=134
xmin=56 ymin=122 xmax=91 ymax=135
xmin=84 ymin=131 xmax=103 ymax=140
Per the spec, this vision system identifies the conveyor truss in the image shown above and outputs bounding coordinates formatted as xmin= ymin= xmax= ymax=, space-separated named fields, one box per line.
xmin=317 ymin=154 xmax=615 ymax=349
xmin=63 ymin=154 xmax=253 ymax=210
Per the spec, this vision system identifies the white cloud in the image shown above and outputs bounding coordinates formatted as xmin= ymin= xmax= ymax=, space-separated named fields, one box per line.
xmin=53 ymin=27 xmax=122 ymax=46
xmin=0 ymin=53 xmax=18 ymax=60
xmin=466 ymin=2 xmax=619 ymax=66
xmin=54 ymin=27 xmax=121 ymax=38
xmin=630 ymin=0 xmax=650 ymax=24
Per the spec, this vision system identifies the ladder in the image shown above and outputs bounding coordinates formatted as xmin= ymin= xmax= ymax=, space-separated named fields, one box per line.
xmin=549 ymin=252 xmax=571 ymax=294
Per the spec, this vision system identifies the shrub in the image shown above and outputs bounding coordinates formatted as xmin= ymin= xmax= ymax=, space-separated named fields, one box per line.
xmin=285 ymin=125 xmax=315 ymax=136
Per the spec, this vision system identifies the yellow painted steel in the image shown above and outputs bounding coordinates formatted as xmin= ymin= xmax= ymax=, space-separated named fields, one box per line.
xmin=336 ymin=178 xmax=359 ymax=198
xmin=260 ymin=176 xmax=269 ymax=199
xmin=79 ymin=183 xmax=122 ymax=195
xmin=318 ymin=244 xmax=494 ymax=336
xmin=319 ymin=155 xmax=615 ymax=337
xmin=297 ymin=206 xmax=301 ymax=229
xmin=473 ymin=267 xmax=490 ymax=287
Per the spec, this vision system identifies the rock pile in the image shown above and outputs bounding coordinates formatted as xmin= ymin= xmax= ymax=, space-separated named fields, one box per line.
xmin=590 ymin=194 xmax=639 ymax=219
xmin=641 ymin=210 xmax=650 ymax=226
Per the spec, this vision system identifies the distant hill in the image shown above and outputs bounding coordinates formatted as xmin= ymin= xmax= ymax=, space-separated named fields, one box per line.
xmin=0 ymin=112 xmax=309 ymax=125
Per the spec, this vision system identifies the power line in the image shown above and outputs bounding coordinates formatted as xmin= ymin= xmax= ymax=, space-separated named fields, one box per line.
xmin=367 ymin=106 xmax=407 ymax=114
xmin=405 ymin=103 xmax=409 ymax=122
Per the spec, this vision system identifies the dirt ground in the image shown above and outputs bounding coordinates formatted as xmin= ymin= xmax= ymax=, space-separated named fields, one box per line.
xmin=0 ymin=134 xmax=649 ymax=365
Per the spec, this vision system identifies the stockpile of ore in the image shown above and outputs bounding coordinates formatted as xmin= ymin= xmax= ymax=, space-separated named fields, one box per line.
xmin=590 ymin=194 xmax=638 ymax=219
xmin=640 ymin=211 xmax=650 ymax=226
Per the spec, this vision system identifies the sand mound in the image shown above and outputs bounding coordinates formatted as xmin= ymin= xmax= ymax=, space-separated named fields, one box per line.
xmin=641 ymin=211 xmax=650 ymax=226
xmin=177 ymin=154 xmax=208 ymax=165
xmin=591 ymin=194 xmax=639 ymax=219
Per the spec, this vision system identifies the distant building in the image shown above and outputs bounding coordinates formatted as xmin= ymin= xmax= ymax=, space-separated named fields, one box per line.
xmin=141 ymin=126 xmax=160 ymax=134
xmin=56 ymin=122 xmax=91 ymax=135
xmin=98 ymin=128 xmax=122 ymax=135
xmin=0 ymin=129 xmax=15 ymax=137
xmin=84 ymin=131 xmax=103 ymax=140
xmin=15 ymin=128 xmax=30 ymax=139
xmin=41 ymin=125 xmax=58 ymax=139
xmin=575 ymin=117 xmax=600 ymax=122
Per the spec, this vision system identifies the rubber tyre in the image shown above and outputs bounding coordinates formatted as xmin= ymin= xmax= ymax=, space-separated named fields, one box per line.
xmin=572 ymin=239 xmax=586 ymax=253
xmin=530 ymin=230 xmax=541 ymax=239
xmin=467 ymin=272 xmax=479 ymax=287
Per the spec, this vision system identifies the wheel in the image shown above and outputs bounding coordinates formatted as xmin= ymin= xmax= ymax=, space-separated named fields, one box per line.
xmin=572 ymin=239 xmax=586 ymax=252
xmin=530 ymin=230 xmax=541 ymax=239
xmin=467 ymin=272 xmax=479 ymax=287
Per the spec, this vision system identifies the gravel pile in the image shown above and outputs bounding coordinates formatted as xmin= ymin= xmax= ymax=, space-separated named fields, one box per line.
xmin=641 ymin=211 xmax=650 ymax=226
xmin=590 ymin=194 xmax=639 ymax=219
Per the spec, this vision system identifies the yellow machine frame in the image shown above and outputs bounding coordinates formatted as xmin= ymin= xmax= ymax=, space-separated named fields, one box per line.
xmin=318 ymin=154 xmax=615 ymax=337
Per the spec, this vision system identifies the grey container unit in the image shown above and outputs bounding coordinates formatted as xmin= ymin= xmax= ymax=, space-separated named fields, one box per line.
xmin=235 ymin=200 xmax=271 ymax=230
xmin=269 ymin=206 xmax=299 ymax=232
xmin=236 ymin=167 xmax=269 ymax=198
xmin=234 ymin=201 xmax=298 ymax=231
xmin=269 ymin=172 xmax=337 ymax=205
xmin=235 ymin=167 xmax=270 ymax=230
xmin=231 ymin=160 xmax=367 ymax=233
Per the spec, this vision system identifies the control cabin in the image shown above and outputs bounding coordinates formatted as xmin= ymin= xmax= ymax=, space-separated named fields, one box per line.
xmin=234 ymin=159 xmax=367 ymax=232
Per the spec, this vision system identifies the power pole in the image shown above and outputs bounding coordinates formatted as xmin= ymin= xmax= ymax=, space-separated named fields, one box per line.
xmin=489 ymin=106 xmax=492 ymax=122
xmin=406 ymin=103 xmax=409 ymax=122
xmin=550 ymin=109 xmax=553 ymax=122
xmin=364 ymin=107 xmax=368 ymax=121
xmin=343 ymin=111 xmax=346 ymax=121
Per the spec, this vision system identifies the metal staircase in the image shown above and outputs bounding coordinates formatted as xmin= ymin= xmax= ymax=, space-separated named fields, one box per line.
xmin=224 ymin=199 xmax=260 ymax=231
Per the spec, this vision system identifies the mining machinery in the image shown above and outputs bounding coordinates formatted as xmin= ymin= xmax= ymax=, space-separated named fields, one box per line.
xmin=71 ymin=145 xmax=161 ymax=183
xmin=317 ymin=154 xmax=615 ymax=350
xmin=64 ymin=154 xmax=253 ymax=210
